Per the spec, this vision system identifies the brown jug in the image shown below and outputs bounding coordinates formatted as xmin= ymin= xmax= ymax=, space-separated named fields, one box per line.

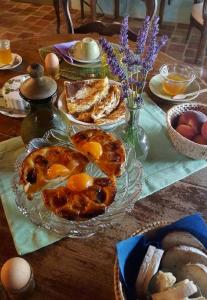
xmin=20 ymin=63 xmax=69 ymax=144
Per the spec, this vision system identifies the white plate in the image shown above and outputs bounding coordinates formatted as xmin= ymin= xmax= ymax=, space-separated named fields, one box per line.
xmin=149 ymin=74 xmax=200 ymax=103
xmin=57 ymin=79 xmax=126 ymax=130
xmin=0 ymin=53 xmax=22 ymax=70
xmin=0 ymin=74 xmax=30 ymax=118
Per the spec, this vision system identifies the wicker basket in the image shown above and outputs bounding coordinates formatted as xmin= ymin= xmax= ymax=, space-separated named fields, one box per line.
xmin=167 ymin=102 xmax=207 ymax=159
xmin=114 ymin=221 xmax=169 ymax=300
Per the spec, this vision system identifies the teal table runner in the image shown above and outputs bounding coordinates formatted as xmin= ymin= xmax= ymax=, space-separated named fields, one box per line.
xmin=1 ymin=93 xmax=207 ymax=255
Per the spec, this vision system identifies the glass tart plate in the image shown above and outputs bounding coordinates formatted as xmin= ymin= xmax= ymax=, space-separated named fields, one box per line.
xmin=13 ymin=129 xmax=142 ymax=237
xmin=149 ymin=74 xmax=200 ymax=103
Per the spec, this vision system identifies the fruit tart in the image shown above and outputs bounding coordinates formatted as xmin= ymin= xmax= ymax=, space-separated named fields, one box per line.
xmin=42 ymin=173 xmax=117 ymax=219
xmin=71 ymin=129 xmax=126 ymax=177
xmin=19 ymin=146 xmax=88 ymax=199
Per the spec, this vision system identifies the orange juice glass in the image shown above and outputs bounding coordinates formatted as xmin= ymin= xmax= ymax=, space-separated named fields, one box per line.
xmin=0 ymin=40 xmax=13 ymax=66
xmin=159 ymin=64 xmax=196 ymax=96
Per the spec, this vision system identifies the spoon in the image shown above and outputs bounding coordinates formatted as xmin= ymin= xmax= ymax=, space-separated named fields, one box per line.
xmin=172 ymin=88 xmax=207 ymax=100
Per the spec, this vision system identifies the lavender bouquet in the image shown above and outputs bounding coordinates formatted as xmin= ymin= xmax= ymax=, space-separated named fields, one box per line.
xmin=99 ymin=16 xmax=168 ymax=108
xmin=99 ymin=16 xmax=168 ymax=160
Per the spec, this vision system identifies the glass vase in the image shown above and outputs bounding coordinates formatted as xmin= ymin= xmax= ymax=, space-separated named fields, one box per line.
xmin=115 ymin=101 xmax=149 ymax=162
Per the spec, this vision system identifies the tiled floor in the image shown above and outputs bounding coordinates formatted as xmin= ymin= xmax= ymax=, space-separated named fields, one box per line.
xmin=0 ymin=0 xmax=205 ymax=69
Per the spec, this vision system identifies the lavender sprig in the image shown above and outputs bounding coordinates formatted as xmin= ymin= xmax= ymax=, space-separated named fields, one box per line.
xmin=142 ymin=16 xmax=166 ymax=73
xmin=136 ymin=16 xmax=150 ymax=56
xmin=99 ymin=37 xmax=126 ymax=81
xmin=100 ymin=15 xmax=168 ymax=106
xmin=119 ymin=16 xmax=129 ymax=53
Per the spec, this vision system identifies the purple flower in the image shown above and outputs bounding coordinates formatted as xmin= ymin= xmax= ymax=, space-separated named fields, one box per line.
xmin=136 ymin=16 xmax=150 ymax=56
xmin=100 ymin=15 xmax=168 ymax=106
xmin=142 ymin=16 xmax=167 ymax=73
xmin=119 ymin=16 xmax=129 ymax=53
xmin=99 ymin=37 xmax=126 ymax=81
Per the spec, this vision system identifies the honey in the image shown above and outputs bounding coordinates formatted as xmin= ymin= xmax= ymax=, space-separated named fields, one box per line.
xmin=162 ymin=73 xmax=189 ymax=96
xmin=0 ymin=40 xmax=13 ymax=65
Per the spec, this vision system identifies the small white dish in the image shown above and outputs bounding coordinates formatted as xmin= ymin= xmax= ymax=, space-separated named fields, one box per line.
xmin=149 ymin=74 xmax=200 ymax=103
xmin=0 ymin=74 xmax=30 ymax=118
xmin=0 ymin=53 xmax=22 ymax=70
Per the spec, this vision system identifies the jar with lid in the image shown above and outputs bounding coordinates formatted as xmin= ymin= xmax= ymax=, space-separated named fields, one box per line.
xmin=20 ymin=63 xmax=70 ymax=145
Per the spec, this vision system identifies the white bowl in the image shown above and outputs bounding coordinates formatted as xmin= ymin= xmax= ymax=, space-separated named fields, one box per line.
xmin=167 ymin=102 xmax=207 ymax=159
xmin=57 ymin=79 xmax=126 ymax=131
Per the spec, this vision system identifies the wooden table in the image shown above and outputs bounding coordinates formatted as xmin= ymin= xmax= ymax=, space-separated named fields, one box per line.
xmin=0 ymin=34 xmax=207 ymax=300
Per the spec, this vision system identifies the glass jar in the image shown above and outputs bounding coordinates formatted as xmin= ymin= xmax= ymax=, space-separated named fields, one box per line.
xmin=0 ymin=39 xmax=13 ymax=65
xmin=20 ymin=64 xmax=70 ymax=145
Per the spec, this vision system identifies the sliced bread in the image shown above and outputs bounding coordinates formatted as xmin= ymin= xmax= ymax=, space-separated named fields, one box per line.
xmin=135 ymin=245 xmax=164 ymax=299
xmin=161 ymin=231 xmax=205 ymax=252
xmin=161 ymin=246 xmax=207 ymax=273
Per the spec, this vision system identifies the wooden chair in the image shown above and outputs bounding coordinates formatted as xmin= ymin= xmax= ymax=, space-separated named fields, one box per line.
xmin=75 ymin=0 xmax=158 ymax=42
xmin=53 ymin=0 xmax=73 ymax=34
xmin=53 ymin=0 xmax=158 ymax=42
xmin=186 ymin=0 xmax=207 ymax=64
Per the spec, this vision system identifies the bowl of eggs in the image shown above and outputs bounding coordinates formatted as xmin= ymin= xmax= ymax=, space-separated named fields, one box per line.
xmin=166 ymin=102 xmax=207 ymax=159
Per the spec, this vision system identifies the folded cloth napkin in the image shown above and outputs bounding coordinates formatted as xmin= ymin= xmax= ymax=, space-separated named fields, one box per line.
xmin=53 ymin=41 xmax=76 ymax=64
xmin=116 ymin=214 xmax=207 ymax=300
xmin=0 ymin=137 xmax=63 ymax=255
xmin=1 ymin=93 xmax=207 ymax=255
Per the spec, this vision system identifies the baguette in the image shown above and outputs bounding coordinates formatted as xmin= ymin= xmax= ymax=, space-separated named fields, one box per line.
xmin=151 ymin=279 xmax=197 ymax=300
xmin=177 ymin=263 xmax=207 ymax=297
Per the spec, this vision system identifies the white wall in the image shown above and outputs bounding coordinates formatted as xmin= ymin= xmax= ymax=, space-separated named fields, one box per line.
xmin=71 ymin=0 xmax=193 ymax=24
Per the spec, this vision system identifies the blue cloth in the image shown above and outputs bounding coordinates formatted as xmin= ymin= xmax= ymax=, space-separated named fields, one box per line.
xmin=116 ymin=214 xmax=207 ymax=299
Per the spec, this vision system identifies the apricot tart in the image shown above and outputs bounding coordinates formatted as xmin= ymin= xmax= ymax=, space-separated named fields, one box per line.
xmin=19 ymin=146 xmax=88 ymax=198
xmin=42 ymin=175 xmax=117 ymax=219
xmin=71 ymin=129 xmax=126 ymax=177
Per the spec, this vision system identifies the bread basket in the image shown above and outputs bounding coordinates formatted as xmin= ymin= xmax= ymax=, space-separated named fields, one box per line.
xmin=166 ymin=102 xmax=207 ymax=159
xmin=114 ymin=221 xmax=169 ymax=300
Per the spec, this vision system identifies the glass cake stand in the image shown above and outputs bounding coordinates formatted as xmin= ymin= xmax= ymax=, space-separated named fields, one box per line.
xmin=13 ymin=129 xmax=142 ymax=237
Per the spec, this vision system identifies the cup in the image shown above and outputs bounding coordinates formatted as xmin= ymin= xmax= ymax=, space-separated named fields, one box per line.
xmin=0 ymin=40 xmax=13 ymax=66
xmin=159 ymin=64 xmax=196 ymax=96
xmin=73 ymin=37 xmax=100 ymax=61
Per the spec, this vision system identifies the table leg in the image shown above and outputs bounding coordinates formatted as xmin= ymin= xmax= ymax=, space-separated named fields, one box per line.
xmin=62 ymin=0 xmax=74 ymax=33
xmin=53 ymin=0 xmax=60 ymax=34
xmin=90 ymin=0 xmax=96 ymax=22
xmin=159 ymin=0 xmax=166 ymax=25
xmin=114 ymin=0 xmax=119 ymax=19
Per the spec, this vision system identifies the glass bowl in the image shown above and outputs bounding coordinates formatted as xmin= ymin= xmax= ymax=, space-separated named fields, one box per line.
xmin=159 ymin=64 xmax=196 ymax=96
xmin=13 ymin=129 xmax=142 ymax=237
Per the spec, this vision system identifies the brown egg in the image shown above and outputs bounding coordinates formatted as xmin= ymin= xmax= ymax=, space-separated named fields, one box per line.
xmin=1 ymin=257 xmax=31 ymax=291
xmin=45 ymin=53 xmax=59 ymax=71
